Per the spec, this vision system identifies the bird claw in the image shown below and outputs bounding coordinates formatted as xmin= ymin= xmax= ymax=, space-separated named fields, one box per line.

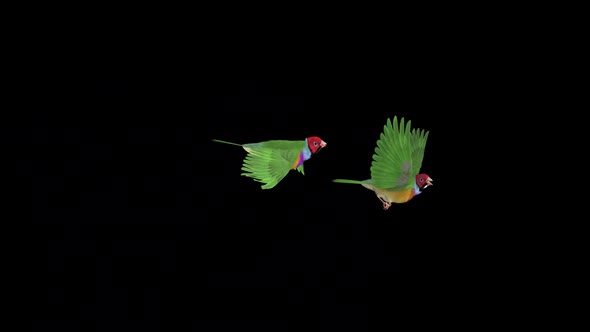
xmin=377 ymin=196 xmax=391 ymax=210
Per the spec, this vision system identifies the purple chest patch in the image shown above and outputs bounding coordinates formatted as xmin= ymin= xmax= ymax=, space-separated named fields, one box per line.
xmin=295 ymin=151 xmax=305 ymax=168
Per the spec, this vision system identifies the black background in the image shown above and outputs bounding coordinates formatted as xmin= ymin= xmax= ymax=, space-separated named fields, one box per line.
xmin=24 ymin=45 xmax=483 ymax=330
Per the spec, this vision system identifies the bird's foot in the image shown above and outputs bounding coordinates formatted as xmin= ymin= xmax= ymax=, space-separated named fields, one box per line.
xmin=377 ymin=196 xmax=391 ymax=210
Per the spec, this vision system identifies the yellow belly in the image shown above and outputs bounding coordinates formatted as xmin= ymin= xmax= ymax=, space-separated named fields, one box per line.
xmin=375 ymin=188 xmax=415 ymax=203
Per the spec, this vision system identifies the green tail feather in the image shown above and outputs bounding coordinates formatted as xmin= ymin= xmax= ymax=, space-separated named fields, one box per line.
xmin=332 ymin=179 xmax=366 ymax=185
xmin=211 ymin=139 xmax=243 ymax=147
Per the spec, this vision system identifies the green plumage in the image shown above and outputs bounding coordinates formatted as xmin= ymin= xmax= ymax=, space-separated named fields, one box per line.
xmin=370 ymin=116 xmax=429 ymax=190
xmin=334 ymin=116 xmax=429 ymax=191
xmin=212 ymin=139 xmax=306 ymax=189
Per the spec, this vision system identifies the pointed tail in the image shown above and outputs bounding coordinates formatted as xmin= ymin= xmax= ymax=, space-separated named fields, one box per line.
xmin=211 ymin=139 xmax=243 ymax=147
xmin=332 ymin=179 xmax=365 ymax=185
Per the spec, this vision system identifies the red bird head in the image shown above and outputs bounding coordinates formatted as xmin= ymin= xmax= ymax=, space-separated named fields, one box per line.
xmin=306 ymin=136 xmax=327 ymax=154
xmin=416 ymin=173 xmax=433 ymax=189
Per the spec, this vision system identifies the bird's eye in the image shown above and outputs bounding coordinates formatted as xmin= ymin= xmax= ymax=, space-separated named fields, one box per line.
xmin=419 ymin=178 xmax=424 ymax=182
xmin=313 ymin=142 xmax=318 ymax=146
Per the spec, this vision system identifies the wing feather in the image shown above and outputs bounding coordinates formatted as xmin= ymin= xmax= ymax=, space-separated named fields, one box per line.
xmin=370 ymin=116 xmax=423 ymax=190
xmin=240 ymin=143 xmax=302 ymax=189
xmin=410 ymin=128 xmax=429 ymax=177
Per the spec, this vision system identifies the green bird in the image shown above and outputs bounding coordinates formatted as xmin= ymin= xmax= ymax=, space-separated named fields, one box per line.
xmin=333 ymin=116 xmax=432 ymax=210
xmin=212 ymin=136 xmax=327 ymax=189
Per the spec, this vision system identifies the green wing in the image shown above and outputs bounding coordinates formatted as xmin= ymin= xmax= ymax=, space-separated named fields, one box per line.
xmin=370 ymin=116 xmax=426 ymax=190
xmin=409 ymin=127 xmax=429 ymax=178
xmin=241 ymin=140 xmax=305 ymax=189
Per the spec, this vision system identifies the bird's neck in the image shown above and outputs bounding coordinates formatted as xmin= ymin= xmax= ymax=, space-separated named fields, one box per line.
xmin=413 ymin=183 xmax=422 ymax=196
xmin=292 ymin=143 xmax=312 ymax=169
xmin=302 ymin=141 xmax=312 ymax=160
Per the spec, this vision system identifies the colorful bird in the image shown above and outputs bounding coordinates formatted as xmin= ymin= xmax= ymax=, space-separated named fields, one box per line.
xmin=212 ymin=137 xmax=327 ymax=189
xmin=333 ymin=116 xmax=432 ymax=210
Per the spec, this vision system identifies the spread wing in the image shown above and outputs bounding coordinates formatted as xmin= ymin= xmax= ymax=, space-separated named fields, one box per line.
xmin=410 ymin=127 xmax=429 ymax=178
xmin=241 ymin=140 xmax=304 ymax=189
xmin=370 ymin=116 xmax=419 ymax=190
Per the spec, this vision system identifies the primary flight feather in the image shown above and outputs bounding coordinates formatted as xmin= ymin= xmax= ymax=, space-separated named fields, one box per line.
xmin=332 ymin=116 xmax=432 ymax=210
xmin=212 ymin=136 xmax=327 ymax=189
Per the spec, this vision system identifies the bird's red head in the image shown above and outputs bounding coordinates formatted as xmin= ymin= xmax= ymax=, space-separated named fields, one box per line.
xmin=306 ymin=136 xmax=327 ymax=154
xmin=416 ymin=173 xmax=433 ymax=189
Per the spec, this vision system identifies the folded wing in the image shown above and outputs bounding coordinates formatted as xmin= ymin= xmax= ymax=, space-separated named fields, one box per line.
xmin=241 ymin=142 xmax=302 ymax=189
